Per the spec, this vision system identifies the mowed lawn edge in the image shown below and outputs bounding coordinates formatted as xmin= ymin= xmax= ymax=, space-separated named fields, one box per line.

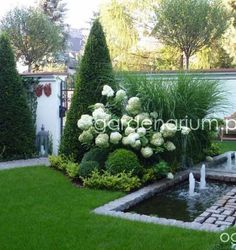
xmin=0 ymin=166 xmax=221 ymax=250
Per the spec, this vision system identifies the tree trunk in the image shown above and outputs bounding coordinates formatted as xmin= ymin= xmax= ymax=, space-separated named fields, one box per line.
xmin=28 ymin=63 xmax=32 ymax=73
xmin=186 ymin=56 xmax=189 ymax=70
xmin=179 ymin=53 xmax=184 ymax=69
xmin=185 ymin=52 xmax=190 ymax=71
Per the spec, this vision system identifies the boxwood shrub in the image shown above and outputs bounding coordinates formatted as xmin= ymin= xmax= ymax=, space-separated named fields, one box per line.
xmin=105 ymin=149 xmax=142 ymax=176
xmin=81 ymin=148 xmax=109 ymax=168
xmin=79 ymin=161 xmax=100 ymax=178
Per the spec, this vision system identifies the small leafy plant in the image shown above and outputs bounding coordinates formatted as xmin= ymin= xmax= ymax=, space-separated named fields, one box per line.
xmin=82 ymin=169 xmax=141 ymax=192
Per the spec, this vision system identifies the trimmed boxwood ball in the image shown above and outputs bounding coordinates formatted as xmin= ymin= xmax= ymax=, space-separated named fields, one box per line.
xmin=105 ymin=149 xmax=142 ymax=176
xmin=79 ymin=161 xmax=100 ymax=178
xmin=81 ymin=148 xmax=109 ymax=168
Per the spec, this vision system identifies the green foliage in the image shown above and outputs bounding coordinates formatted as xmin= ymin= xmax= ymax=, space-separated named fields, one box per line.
xmin=204 ymin=143 xmax=222 ymax=157
xmin=49 ymin=155 xmax=80 ymax=178
xmin=79 ymin=161 xmax=100 ymax=178
xmin=49 ymin=155 xmax=67 ymax=170
xmin=0 ymin=34 xmax=35 ymax=160
xmin=22 ymin=77 xmax=39 ymax=126
xmin=99 ymin=0 xmax=138 ymax=68
xmin=105 ymin=149 xmax=142 ymax=176
xmin=1 ymin=7 xmax=64 ymax=71
xmin=81 ymin=148 xmax=109 ymax=168
xmin=152 ymin=0 xmax=230 ymax=69
xmin=141 ymin=168 xmax=156 ymax=184
xmin=65 ymin=162 xmax=80 ymax=178
xmin=152 ymin=161 xmax=170 ymax=178
xmin=59 ymin=19 xmax=115 ymax=161
xmin=82 ymin=169 xmax=141 ymax=192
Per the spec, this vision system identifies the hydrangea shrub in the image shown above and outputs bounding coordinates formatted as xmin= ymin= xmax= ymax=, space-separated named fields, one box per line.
xmin=77 ymin=85 xmax=191 ymax=160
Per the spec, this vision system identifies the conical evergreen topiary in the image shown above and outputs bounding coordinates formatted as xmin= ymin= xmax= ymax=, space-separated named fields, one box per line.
xmin=59 ymin=19 xmax=115 ymax=161
xmin=0 ymin=34 xmax=35 ymax=160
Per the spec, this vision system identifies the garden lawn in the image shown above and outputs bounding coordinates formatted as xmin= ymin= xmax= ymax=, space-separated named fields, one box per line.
xmin=0 ymin=166 xmax=220 ymax=250
xmin=216 ymin=141 xmax=236 ymax=153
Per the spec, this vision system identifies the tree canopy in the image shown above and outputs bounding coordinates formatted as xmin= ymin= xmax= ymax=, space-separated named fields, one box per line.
xmin=1 ymin=7 xmax=64 ymax=72
xmin=152 ymin=0 xmax=230 ymax=70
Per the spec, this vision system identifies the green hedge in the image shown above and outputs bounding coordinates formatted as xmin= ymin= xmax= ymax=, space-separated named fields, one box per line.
xmin=0 ymin=34 xmax=35 ymax=160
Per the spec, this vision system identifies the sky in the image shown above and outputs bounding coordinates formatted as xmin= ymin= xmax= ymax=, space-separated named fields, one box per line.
xmin=0 ymin=0 xmax=103 ymax=29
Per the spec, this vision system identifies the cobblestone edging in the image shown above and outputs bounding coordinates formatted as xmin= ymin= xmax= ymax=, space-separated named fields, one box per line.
xmin=94 ymin=161 xmax=236 ymax=232
xmin=0 ymin=158 xmax=49 ymax=170
xmin=194 ymin=188 xmax=236 ymax=229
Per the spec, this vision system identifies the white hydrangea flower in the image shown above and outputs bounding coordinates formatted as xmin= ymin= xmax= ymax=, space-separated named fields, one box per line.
xmin=181 ymin=126 xmax=191 ymax=135
xmin=115 ymin=89 xmax=127 ymax=101
xmin=94 ymin=103 xmax=105 ymax=109
xmin=77 ymin=114 xmax=93 ymax=130
xmin=150 ymin=111 xmax=158 ymax=119
xmin=160 ymin=123 xmax=177 ymax=138
xmin=95 ymin=133 xmax=109 ymax=148
xmin=92 ymin=108 xmax=111 ymax=122
xmin=102 ymin=85 xmax=114 ymax=97
xmin=167 ymin=172 xmax=174 ymax=179
xmin=78 ymin=130 xmax=93 ymax=144
xmin=127 ymin=132 xmax=140 ymax=146
xmin=141 ymin=147 xmax=153 ymax=158
xmin=126 ymin=97 xmax=141 ymax=115
xmin=135 ymin=113 xmax=150 ymax=123
xmin=122 ymin=136 xmax=129 ymax=145
xmin=110 ymin=132 xmax=122 ymax=144
xmin=164 ymin=141 xmax=176 ymax=151
xmin=137 ymin=127 xmax=146 ymax=137
xmin=125 ymin=127 xmax=135 ymax=135
xmin=121 ymin=115 xmax=133 ymax=127
xmin=151 ymin=132 xmax=164 ymax=146
xmin=133 ymin=140 xmax=141 ymax=149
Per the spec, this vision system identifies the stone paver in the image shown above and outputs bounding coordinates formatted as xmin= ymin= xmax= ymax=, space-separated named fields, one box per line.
xmin=194 ymin=189 xmax=236 ymax=229
xmin=0 ymin=158 xmax=49 ymax=170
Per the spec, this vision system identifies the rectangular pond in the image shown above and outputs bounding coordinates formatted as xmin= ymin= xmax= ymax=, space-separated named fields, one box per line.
xmin=125 ymin=180 xmax=233 ymax=222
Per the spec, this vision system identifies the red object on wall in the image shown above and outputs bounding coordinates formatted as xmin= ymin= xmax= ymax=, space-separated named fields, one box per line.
xmin=44 ymin=83 xmax=52 ymax=97
xmin=35 ymin=84 xmax=43 ymax=97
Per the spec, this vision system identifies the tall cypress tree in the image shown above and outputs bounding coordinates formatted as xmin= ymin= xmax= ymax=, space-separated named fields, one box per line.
xmin=59 ymin=19 xmax=115 ymax=161
xmin=0 ymin=34 xmax=35 ymax=160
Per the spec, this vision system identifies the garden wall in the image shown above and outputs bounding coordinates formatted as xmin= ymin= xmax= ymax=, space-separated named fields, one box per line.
xmin=21 ymin=73 xmax=67 ymax=155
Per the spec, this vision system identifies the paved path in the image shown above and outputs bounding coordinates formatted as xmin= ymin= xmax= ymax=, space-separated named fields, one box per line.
xmin=0 ymin=158 xmax=49 ymax=171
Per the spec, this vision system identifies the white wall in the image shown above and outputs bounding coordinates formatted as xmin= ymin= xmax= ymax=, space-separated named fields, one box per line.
xmin=23 ymin=74 xmax=67 ymax=155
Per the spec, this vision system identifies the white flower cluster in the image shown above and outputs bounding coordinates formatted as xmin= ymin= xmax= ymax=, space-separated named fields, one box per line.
xmin=181 ymin=126 xmax=191 ymax=135
xmin=126 ymin=97 xmax=141 ymax=115
xmin=77 ymin=115 xmax=93 ymax=130
xmin=102 ymin=85 xmax=114 ymax=97
xmin=160 ymin=123 xmax=177 ymax=138
xmin=77 ymin=85 xmax=190 ymax=157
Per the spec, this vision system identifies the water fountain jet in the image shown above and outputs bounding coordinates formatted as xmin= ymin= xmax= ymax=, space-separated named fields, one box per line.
xmin=189 ymin=173 xmax=195 ymax=196
xmin=200 ymin=164 xmax=206 ymax=189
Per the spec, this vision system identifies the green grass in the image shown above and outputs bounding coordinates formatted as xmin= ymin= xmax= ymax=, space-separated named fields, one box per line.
xmin=216 ymin=141 xmax=236 ymax=153
xmin=0 ymin=166 xmax=222 ymax=250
